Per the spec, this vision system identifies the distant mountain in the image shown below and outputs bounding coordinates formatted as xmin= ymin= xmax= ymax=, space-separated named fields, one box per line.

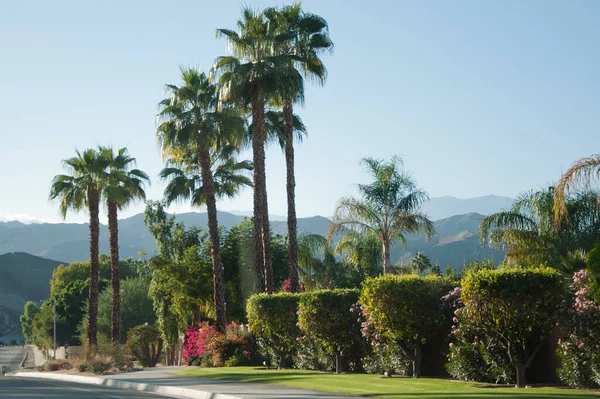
xmin=0 ymin=252 xmax=63 ymax=341
xmin=421 ymin=195 xmax=513 ymax=221
xmin=0 ymin=210 xmax=504 ymax=269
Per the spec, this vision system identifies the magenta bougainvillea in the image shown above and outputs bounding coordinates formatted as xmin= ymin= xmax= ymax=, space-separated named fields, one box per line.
xmin=182 ymin=322 xmax=217 ymax=364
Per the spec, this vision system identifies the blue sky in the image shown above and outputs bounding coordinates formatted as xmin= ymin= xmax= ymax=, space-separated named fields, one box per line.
xmin=1 ymin=0 xmax=598 ymax=223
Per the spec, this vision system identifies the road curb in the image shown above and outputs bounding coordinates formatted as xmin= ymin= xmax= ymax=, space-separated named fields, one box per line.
xmin=14 ymin=372 xmax=243 ymax=399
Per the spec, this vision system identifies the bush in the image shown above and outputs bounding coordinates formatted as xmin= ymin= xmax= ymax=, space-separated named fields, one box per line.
xmin=557 ymin=270 xmax=600 ymax=388
xmin=182 ymin=322 xmax=218 ymax=365
xmin=88 ymin=360 xmax=112 ymax=375
xmin=458 ymin=267 xmax=564 ymax=388
xmin=206 ymin=323 xmax=256 ymax=367
xmin=297 ymin=289 xmax=364 ymax=373
xmin=359 ymin=275 xmax=452 ymax=378
xmin=247 ymin=292 xmax=300 ymax=369
xmin=126 ymin=323 xmax=163 ymax=367
xmin=294 ymin=335 xmax=335 ymax=371
xmin=78 ymin=364 xmax=87 ymax=372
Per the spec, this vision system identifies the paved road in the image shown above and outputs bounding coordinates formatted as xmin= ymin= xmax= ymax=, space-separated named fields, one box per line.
xmin=0 ymin=377 xmax=182 ymax=399
xmin=0 ymin=346 xmax=26 ymax=372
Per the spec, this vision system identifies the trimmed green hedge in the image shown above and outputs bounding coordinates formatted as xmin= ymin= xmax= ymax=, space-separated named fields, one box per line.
xmin=359 ymin=275 xmax=453 ymax=378
xmin=246 ymin=292 xmax=300 ymax=368
xmin=297 ymin=289 xmax=362 ymax=373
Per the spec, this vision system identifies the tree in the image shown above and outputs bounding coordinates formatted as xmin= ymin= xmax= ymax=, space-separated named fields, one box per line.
xmin=20 ymin=301 xmax=40 ymax=345
xmin=480 ymin=188 xmax=600 ymax=267
xmin=554 ymin=154 xmax=600 ymax=220
xmin=49 ymin=148 xmax=109 ymax=347
xmin=157 ymin=67 xmax=246 ymax=333
xmin=264 ymin=4 xmax=333 ymax=293
xmin=214 ymin=8 xmax=303 ymax=293
xmin=334 ymin=230 xmax=382 ymax=283
xmin=329 ymin=156 xmax=434 ymax=274
xmin=98 ymin=146 xmax=149 ymax=343
xmin=458 ymin=267 xmax=564 ymax=388
xmin=97 ymin=278 xmax=156 ymax=343
xmin=411 ymin=252 xmax=432 ymax=277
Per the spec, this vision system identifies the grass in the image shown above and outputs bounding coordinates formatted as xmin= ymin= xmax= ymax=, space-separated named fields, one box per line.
xmin=174 ymin=367 xmax=599 ymax=399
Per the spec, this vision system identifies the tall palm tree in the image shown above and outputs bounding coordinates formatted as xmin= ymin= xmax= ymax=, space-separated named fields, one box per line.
xmin=214 ymin=8 xmax=303 ymax=294
xmin=49 ymin=149 xmax=108 ymax=347
xmin=264 ymin=4 xmax=333 ymax=293
xmin=328 ymin=156 xmax=434 ymax=274
xmin=98 ymin=146 xmax=149 ymax=343
xmin=333 ymin=230 xmax=382 ymax=280
xmin=156 ymin=67 xmax=246 ymax=333
xmin=554 ymin=154 xmax=600 ymax=221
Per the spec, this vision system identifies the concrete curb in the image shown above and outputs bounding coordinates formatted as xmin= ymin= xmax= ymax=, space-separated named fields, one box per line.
xmin=19 ymin=348 xmax=29 ymax=369
xmin=14 ymin=372 xmax=243 ymax=399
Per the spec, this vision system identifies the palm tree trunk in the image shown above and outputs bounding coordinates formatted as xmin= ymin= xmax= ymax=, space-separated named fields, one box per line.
xmin=283 ymin=101 xmax=299 ymax=292
xmin=107 ymin=199 xmax=120 ymax=344
xmin=382 ymin=240 xmax=391 ymax=275
xmin=251 ymin=88 xmax=273 ymax=293
xmin=87 ymin=185 xmax=100 ymax=347
xmin=198 ymin=145 xmax=226 ymax=334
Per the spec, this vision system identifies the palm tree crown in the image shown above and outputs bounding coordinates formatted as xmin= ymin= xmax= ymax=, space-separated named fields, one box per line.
xmin=329 ymin=156 xmax=434 ymax=274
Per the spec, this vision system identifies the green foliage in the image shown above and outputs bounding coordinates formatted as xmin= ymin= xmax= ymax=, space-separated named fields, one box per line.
xmin=126 ymin=323 xmax=163 ymax=368
xmin=359 ymin=275 xmax=452 ymax=377
xmin=246 ymin=292 xmax=300 ymax=368
xmin=458 ymin=267 xmax=565 ymax=387
xmin=411 ymin=252 xmax=432 ymax=277
xmin=20 ymin=301 xmax=40 ymax=345
xmin=297 ymin=289 xmax=362 ymax=373
xmin=97 ymin=278 xmax=156 ymax=343
xmin=88 ymin=359 xmax=112 ymax=375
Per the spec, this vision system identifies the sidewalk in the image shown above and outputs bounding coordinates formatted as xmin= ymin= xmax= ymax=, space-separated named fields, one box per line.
xmin=15 ymin=367 xmax=371 ymax=399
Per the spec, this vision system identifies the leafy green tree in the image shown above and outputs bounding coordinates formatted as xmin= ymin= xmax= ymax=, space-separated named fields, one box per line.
xmin=215 ymin=9 xmax=302 ymax=294
xmin=98 ymin=146 xmax=149 ymax=343
xmin=458 ymin=267 xmax=564 ymax=388
xmin=297 ymin=289 xmax=360 ymax=373
xmin=97 ymin=278 xmax=156 ymax=343
xmin=360 ymin=275 xmax=452 ymax=378
xmin=49 ymin=148 xmax=109 ymax=346
xmin=126 ymin=323 xmax=163 ymax=367
xmin=157 ymin=68 xmax=246 ymax=333
xmin=411 ymin=252 xmax=432 ymax=277
xmin=329 ymin=156 xmax=434 ymax=274
xmin=263 ymin=4 xmax=333 ymax=293
xmin=20 ymin=301 xmax=40 ymax=345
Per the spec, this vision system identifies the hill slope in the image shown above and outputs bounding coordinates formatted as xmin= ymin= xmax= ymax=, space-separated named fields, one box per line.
xmin=421 ymin=195 xmax=512 ymax=220
xmin=0 ymin=252 xmax=63 ymax=341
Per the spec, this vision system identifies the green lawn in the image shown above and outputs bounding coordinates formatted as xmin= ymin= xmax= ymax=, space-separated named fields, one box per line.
xmin=175 ymin=367 xmax=599 ymax=399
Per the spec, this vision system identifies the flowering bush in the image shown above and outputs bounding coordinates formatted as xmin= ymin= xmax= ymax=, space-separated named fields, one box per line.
xmin=206 ymin=323 xmax=255 ymax=367
xmin=182 ymin=322 xmax=218 ymax=365
xmin=557 ymin=270 xmax=600 ymax=388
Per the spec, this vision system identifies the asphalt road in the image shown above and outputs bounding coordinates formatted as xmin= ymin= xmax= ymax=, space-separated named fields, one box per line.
xmin=0 ymin=346 xmax=26 ymax=372
xmin=0 ymin=377 xmax=182 ymax=399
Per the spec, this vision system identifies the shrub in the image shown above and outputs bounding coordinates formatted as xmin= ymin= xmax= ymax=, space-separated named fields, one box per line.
xmin=359 ymin=275 xmax=452 ymax=378
xmin=297 ymin=289 xmax=364 ymax=373
xmin=247 ymin=292 xmax=300 ymax=368
xmin=88 ymin=360 xmax=112 ymax=375
xmin=557 ymin=269 xmax=600 ymax=388
xmin=458 ymin=267 xmax=564 ymax=388
xmin=126 ymin=323 xmax=163 ymax=367
xmin=182 ymin=322 xmax=217 ymax=365
xmin=206 ymin=323 xmax=255 ymax=367
xmin=294 ymin=335 xmax=335 ymax=371
xmin=78 ymin=364 xmax=87 ymax=372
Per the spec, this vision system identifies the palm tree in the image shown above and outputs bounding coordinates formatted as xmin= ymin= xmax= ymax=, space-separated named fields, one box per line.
xmin=481 ymin=187 xmax=600 ymax=266
xmin=49 ymin=149 xmax=108 ymax=347
xmin=411 ymin=252 xmax=432 ymax=277
xmin=156 ymin=67 xmax=246 ymax=333
xmin=98 ymin=146 xmax=149 ymax=343
xmin=554 ymin=154 xmax=600 ymax=221
xmin=333 ymin=230 xmax=382 ymax=280
xmin=214 ymin=8 xmax=303 ymax=294
xmin=263 ymin=3 xmax=333 ymax=293
xmin=328 ymin=156 xmax=434 ymax=274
